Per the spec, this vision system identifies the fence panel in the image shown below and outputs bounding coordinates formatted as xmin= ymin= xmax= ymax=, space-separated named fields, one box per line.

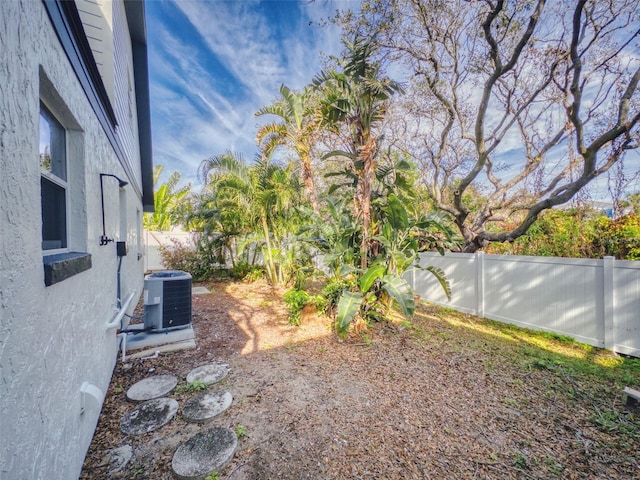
xmin=413 ymin=253 xmax=477 ymax=314
xmin=614 ymin=260 xmax=640 ymax=357
xmin=413 ymin=252 xmax=640 ymax=357
xmin=483 ymin=255 xmax=603 ymax=347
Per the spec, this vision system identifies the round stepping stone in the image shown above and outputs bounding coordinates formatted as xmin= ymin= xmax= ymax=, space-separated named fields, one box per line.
xmin=171 ymin=428 xmax=237 ymax=480
xmin=105 ymin=445 xmax=133 ymax=474
xmin=186 ymin=364 xmax=229 ymax=385
xmin=126 ymin=375 xmax=177 ymax=402
xmin=182 ymin=391 xmax=233 ymax=423
xmin=120 ymin=397 xmax=179 ymax=435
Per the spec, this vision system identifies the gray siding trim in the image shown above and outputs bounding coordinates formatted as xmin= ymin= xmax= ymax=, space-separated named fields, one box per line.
xmin=131 ymin=40 xmax=154 ymax=212
xmin=125 ymin=0 xmax=154 ymax=212
xmin=42 ymin=0 xmax=150 ymax=203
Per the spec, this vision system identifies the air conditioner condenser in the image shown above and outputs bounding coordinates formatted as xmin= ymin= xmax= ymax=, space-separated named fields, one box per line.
xmin=143 ymin=270 xmax=192 ymax=332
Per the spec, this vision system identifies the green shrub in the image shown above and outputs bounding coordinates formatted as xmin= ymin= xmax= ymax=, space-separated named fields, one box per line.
xmin=283 ymin=289 xmax=310 ymax=326
xmin=229 ymin=261 xmax=265 ymax=281
xmin=159 ymin=239 xmax=218 ymax=281
xmin=320 ymin=278 xmax=356 ymax=317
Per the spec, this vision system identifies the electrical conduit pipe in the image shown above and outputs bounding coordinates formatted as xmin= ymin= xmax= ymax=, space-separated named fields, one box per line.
xmin=105 ymin=291 xmax=137 ymax=330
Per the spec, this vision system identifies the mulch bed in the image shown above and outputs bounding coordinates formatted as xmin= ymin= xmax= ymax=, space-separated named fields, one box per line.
xmin=81 ymin=279 xmax=640 ymax=479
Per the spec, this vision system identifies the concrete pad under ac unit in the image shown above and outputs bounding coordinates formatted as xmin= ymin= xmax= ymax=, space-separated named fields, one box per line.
xmin=123 ymin=324 xmax=195 ymax=351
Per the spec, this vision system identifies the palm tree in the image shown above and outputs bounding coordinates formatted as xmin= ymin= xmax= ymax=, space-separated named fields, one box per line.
xmin=314 ymin=36 xmax=402 ymax=269
xmin=256 ymin=84 xmax=321 ymax=214
xmin=198 ymin=151 xmax=305 ymax=285
xmin=143 ymin=165 xmax=191 ymax=231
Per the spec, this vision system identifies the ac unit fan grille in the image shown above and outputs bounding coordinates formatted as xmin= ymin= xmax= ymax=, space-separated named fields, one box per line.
xmin=162 ymin=279 xmax=192 ymax=329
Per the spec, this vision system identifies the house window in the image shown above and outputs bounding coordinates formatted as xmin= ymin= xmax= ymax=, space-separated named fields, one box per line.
xmin=40 ymin=103 xmax=67 ymax=250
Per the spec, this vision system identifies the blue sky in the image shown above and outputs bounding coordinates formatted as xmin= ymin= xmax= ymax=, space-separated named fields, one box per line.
xmin=146 ymin=0 xmax=356 ymax=187
xmin=145 ymin=0 xmax=638 ymax=200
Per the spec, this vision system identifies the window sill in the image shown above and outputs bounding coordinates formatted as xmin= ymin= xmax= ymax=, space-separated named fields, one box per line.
xmin=43 ymin=251 xmax=92 ymax=286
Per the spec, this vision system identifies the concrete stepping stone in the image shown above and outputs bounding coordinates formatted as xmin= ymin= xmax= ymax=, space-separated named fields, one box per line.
xmin=182 ymin=391 xmax=233 ymax=423
xmin=171 ymin=427 xmax=237 ymax=479
xmin=191 ymin=286 xmax=210 ymax=295
xmin=126 ymin=375 xmax=178 ymax=402
xmin=120 ymin=397 xmax=179 ymax=435
xmin=105 ymin=445 xmax=133 ymax=474
xmin=186 ymin=363 xmax=229 ymax=385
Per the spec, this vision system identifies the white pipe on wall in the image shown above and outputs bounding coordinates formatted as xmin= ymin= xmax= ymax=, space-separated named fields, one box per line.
xmin=105 ymin=291 xmax=137 ymax=330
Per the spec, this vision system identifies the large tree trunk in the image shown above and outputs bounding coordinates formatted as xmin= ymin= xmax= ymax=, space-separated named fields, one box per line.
xmin=300 ymin=151 xmax=319 ymax=215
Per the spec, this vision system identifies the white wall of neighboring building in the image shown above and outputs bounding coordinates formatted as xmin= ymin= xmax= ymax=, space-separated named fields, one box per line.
xmin=144 ymin=229 xmax=194 ymax=271
xmin=0 ymin=1 xmax=147 ymax=478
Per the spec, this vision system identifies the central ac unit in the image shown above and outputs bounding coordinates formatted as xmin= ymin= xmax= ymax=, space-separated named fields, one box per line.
xmin=143 ymin=270 xmax=192 ymax=332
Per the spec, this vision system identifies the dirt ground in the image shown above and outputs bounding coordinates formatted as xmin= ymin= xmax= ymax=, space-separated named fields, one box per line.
xmin=81 ymin=279 xmax=639 ymax=479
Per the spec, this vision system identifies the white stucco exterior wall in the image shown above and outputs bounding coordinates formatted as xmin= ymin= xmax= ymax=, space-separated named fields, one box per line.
xmin=0 ymin=1 xmax=146 ymax=478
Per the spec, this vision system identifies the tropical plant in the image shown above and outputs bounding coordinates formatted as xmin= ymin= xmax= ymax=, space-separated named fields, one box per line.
xmin=333 ymin=193 xmax=452 ymax=337
xmin=143 ymin=165 xmax=191 ymax=231
xmin=188 ymin=187 xmax=254 ymax=269
xmin=256 ymin=84 xmax=321 ymax=214
xmin=197 ymin=151 xmax=310 ymax=285
xmin=302 ymin=196 xmax=361 ymax=276
xmin=314 ymin=35 xmax=403 ymax=269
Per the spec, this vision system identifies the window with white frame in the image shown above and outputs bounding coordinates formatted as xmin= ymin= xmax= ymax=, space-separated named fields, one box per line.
xmin=40 ymin=103 xmax=67 ymax=251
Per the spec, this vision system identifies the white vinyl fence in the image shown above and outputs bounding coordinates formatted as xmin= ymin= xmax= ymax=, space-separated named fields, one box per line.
xmin=410 ymin=252 xmax=640 ymax=357
xmin=143 ymin=229 xmax=193 ymax=272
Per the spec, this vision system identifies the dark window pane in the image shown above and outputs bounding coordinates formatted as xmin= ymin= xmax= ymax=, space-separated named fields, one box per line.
xmin=41 ymin=177 xmax=67 ymax=250
xmin=39 ymin=103 xmax=66 ymax=181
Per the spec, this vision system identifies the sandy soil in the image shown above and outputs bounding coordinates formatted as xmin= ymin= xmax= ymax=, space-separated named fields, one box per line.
xmin=80 ymin=279 xmax=639 ymax=479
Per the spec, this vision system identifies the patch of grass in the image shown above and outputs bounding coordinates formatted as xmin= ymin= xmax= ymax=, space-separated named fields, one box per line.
xmin=512 ymin=450 xmax=530 ymax=469
xmin=420 ymin=304 xmax=640 ymax=388
xmin=589 ymin=407 xmax=640 ymax=439
xmin=543 ymin=457 xmax=565 ymax=477
xmin=175 ymin=380 xmax=208 ymax=394
xmin=204 ymin=471 xmax=220 ymax=480
xmin=235 ymin=424 xmax=247 ymax=438
xmin=503 ymin=397 xmax=519 ymax=407
xmin=398 ymin=319 xmax=431 ymax=341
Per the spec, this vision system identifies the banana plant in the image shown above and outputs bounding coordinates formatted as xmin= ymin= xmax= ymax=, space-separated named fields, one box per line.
xmin=335 ymin=193 xmax=452 ymax=337
xmin=336 ymin=262 xmax=415 ymax=336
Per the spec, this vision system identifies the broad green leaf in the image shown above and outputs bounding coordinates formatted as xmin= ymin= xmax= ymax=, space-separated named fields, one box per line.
xmin=359 ymin=264 xmax=386 ymax=293
xmin=327 ymin=182 xmax=354 ymax=196
xmin=339 ymin=264 xmax=358 ymax=277
xmin=384 ymin=194 xmax=409 ymax=230
xmin=425 ymin=265 xmax=451 ymax=300
xmin=336 ymin=291 xmax=364 ymax=336
xmin=381 ymin=274 xmax=415 ymax=318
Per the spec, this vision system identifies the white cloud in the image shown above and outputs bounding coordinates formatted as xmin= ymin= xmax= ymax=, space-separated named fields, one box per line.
xmin=148 ymin=0 xmax=357 ymax=187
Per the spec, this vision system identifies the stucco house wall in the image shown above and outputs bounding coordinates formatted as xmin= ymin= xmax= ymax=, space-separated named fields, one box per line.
xmin=0 ymin=1 xmax=153 ymax=478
